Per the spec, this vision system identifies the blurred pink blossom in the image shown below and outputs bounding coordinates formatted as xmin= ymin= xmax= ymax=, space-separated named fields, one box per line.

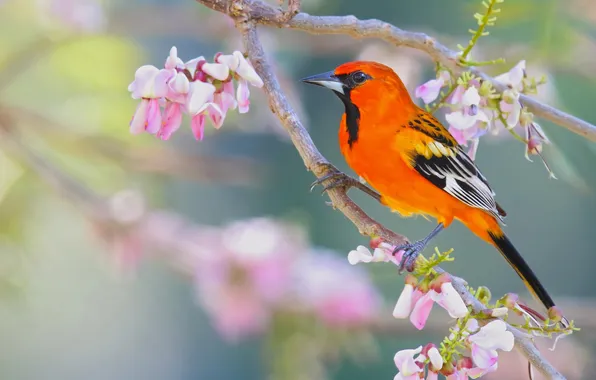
xmin=190 ymin=218 xmax=306 ymax=340
xmin=292 ymin=251 xmax=380 ymax=326
xmin=37 ymin=0 xmax=106 ymax=32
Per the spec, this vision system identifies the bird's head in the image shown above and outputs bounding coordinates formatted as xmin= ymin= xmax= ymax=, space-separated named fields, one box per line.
xmin=301 ymin=61 xmax=414 ymax=147
xmin=301 ymin=61 xmax=413 ymax=112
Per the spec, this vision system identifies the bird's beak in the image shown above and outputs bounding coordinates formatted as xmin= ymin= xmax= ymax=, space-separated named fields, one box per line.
xmin=301 ymin=70 xmax=344 ymax=95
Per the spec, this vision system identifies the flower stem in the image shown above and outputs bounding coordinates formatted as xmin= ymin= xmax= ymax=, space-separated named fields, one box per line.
xmin=459 ymin=0 xmax=504 ymax=62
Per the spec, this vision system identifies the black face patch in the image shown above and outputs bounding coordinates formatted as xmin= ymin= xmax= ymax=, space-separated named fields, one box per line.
xmin=332 ymin=72 xmax=372 ymax=148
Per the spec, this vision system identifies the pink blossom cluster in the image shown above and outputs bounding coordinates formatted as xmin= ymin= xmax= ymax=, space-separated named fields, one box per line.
xmin=128 ymin=47 xmax=264 ymax=141
xmin=108 ymin=212 xmax=381 ymax=341
xmin=348 ymin=239 xmax=518 ymax=379
xmin=188 ymin=219 xmax=380 ymax=340
xmin=292 ymin=250 xmax=380 ymax=326
xmin=393 ymin=320 xmax=514 ymax=379
xmin=348 ymin=242 xmax=468 ymax=329
xmin=392 ymin=273 xmax=468 ymax=330
xmin=415 ymin=61 xmax=550 ymax=162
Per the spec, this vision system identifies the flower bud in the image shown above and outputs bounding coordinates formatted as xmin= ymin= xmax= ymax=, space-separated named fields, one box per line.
xmin=369 ymin=237 xmax=383 ymax=249
xmin=501 ymin=293 xmax=519 ymax=309
xmin=456 ymin=356 xmax=473 ymax=370
xmin=439 ymin=361 xmax=455 ymax=376
xmin=405 ymin=274 xmax=418 ymax=287
xmin=422 ymin=343 xmax=444 ymax=371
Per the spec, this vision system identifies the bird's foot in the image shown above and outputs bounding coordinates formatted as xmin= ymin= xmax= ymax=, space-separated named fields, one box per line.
xmin=393 ymin=240 xmax=428 ymax=273
xmin=310 ymin=164 xmax=381 ymax=201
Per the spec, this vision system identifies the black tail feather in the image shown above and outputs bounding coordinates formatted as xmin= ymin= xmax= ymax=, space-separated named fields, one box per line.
xmin=488 ymin=232 xmax=556 ymax=311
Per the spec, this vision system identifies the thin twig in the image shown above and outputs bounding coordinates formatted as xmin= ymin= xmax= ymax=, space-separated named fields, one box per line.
xmin=197 ymin=0 xmax=596 ymax=142
xmin=234 ymin=18 xmax=407 ymax=246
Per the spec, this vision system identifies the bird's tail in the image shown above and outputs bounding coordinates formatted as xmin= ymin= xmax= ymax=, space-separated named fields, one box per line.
xmin=488 ymin=231 xmax=569 ymax=327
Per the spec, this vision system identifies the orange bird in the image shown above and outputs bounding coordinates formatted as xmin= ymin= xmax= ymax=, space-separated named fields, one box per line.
xmin=302 ymin=61 xmax=564 ymax=320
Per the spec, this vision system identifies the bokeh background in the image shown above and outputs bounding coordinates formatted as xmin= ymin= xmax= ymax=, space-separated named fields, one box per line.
xmin=0 ymin=0 xmax=595 ymax=379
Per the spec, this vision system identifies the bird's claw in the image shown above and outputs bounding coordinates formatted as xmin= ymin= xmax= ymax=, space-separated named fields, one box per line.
xmin=310 ymin=165 xmax=382 ymax=201
xmin=310 ymin=168 xmax=360 ymax=194
xmin=393 ymin=240 xmax=427 ymax=273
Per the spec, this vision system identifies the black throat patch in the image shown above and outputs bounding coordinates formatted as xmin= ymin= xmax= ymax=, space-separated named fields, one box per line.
xmin=334 ymin=89 xmax=360 ymax=149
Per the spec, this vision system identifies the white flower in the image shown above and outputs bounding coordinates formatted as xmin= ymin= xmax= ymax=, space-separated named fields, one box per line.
xmin=430 ymin=281 xmax=468 ymax=318
xmin=347 ymin=245 xmax=387 ymax=265
xmin=415 ymin=71 xmax=450 ymax=104
xmin=394 ymin=346 xmax=424 ymax=380
xmin=202 ymin=62 xmax=230 ymax=81
xmin=468 ymin=320 xmax=514 ymax=373
xmin=393 ymin=283 xmax=415 ymax=318
xmin=186 ymin=81 xmax=216 ymax=115
xmin=495 ymin=60 xmax=526 ymax=91
xmin=427 ymin=346 xmax=443 ymax=370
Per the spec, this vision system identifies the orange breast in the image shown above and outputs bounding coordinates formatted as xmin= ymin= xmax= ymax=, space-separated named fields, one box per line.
xmin=338 ymin=116 xmax=462 ymax=228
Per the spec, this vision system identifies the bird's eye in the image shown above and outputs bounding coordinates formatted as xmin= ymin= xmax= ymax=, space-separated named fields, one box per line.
xmin=351 ymin=71 xmax=368 ymax=85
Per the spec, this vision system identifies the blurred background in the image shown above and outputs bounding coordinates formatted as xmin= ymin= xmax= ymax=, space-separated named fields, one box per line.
xmin=0 ymin=0 xmax=595 ymax=379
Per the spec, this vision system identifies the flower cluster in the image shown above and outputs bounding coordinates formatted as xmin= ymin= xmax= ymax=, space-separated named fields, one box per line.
xmin=349 ymin=243 xmax=467 ymax=329
xmin=347 ymin=238 xmax=576 ymax=379
xmin=394 ymin=320 xmax=514 ymax=379
xmin=416 ymin=61 xmax=552 ymax=176
xmin=128 ymin=47 xmax=264 ymax=141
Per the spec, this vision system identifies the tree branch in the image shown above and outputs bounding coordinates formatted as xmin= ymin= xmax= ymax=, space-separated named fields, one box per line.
xmin=198 ymin=0 xmax=596 ymax=142
xmin=191 ymin=1 xmax=568 ymax=377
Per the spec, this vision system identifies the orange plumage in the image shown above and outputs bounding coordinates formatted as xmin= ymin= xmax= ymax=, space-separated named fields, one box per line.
xmin=303 ymin=61 xmax=565 ymax=321
xmin=334 ymin=62 xmax=500 ymax=242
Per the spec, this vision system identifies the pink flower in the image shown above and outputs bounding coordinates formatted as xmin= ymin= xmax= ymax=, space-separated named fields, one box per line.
xmin=191 ymin=114 xmax=206 ymax=141
xmin=444 ymin=319 xmax=514 ymax=378
xmin=191 ymin=218 xmax=306 ymax=341
xmin=128 ymin=65 xmax=172 ymax=100
xmin=216 ymin=51 xmax=263 ymax=113
xmin=37 ymin=0 xmax=106 ymax=32
xmin=445 ymin=87 xmax=489 ymax=130
xmin=293 ymin=252 xmax=380 ymax=325
xmin=430 ymin=281 xmax=468 ymax=319
xmin=165 ymin=46 xmax=184 ymax=70
xmin=415 ymin=71 xmax=450 ymax=104
xmin=210 ymin=81 xmax=237 ymax=128
xmin=395 ymin=277 xmax=467 ymax=330
xmin=157 ymin=102 xmax=183 ymax=140
xmin=525 ymin=122 xmax=549 ymax=158
xmin=427 ymin=345 xmax=444 ymax=372
xmin=237 ymin=79 xmax=251 ymax=113
xmin=186 ymin=81 xmax=216 ymax=115
xmin=495 ymin=60 xmax=526 ymax=91
xmin=129 ymin=98 xmax=161 ymax=134
xmin=202 ymin=62 xmax=230 ymax=81
xmin=394 ymin=346 xmax=424 ymax=380
xmin=129 ymin=47 xmax=263 ymax=141
xmin=393 ymin=277 xmax=421 ymax=318
xmin=166 ymin=72 xmax=191 ymax=103
xmin=347 ymin=242 xmax=401 ymax=265
xmin=410 ymin=291 xmax=434 ymax=330
xmin=217 ymin=51 xmax=264 ymax=87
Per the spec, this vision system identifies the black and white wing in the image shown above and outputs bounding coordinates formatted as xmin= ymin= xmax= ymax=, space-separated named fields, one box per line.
xmin=412 ymin=142 xmax=506 ymax=222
